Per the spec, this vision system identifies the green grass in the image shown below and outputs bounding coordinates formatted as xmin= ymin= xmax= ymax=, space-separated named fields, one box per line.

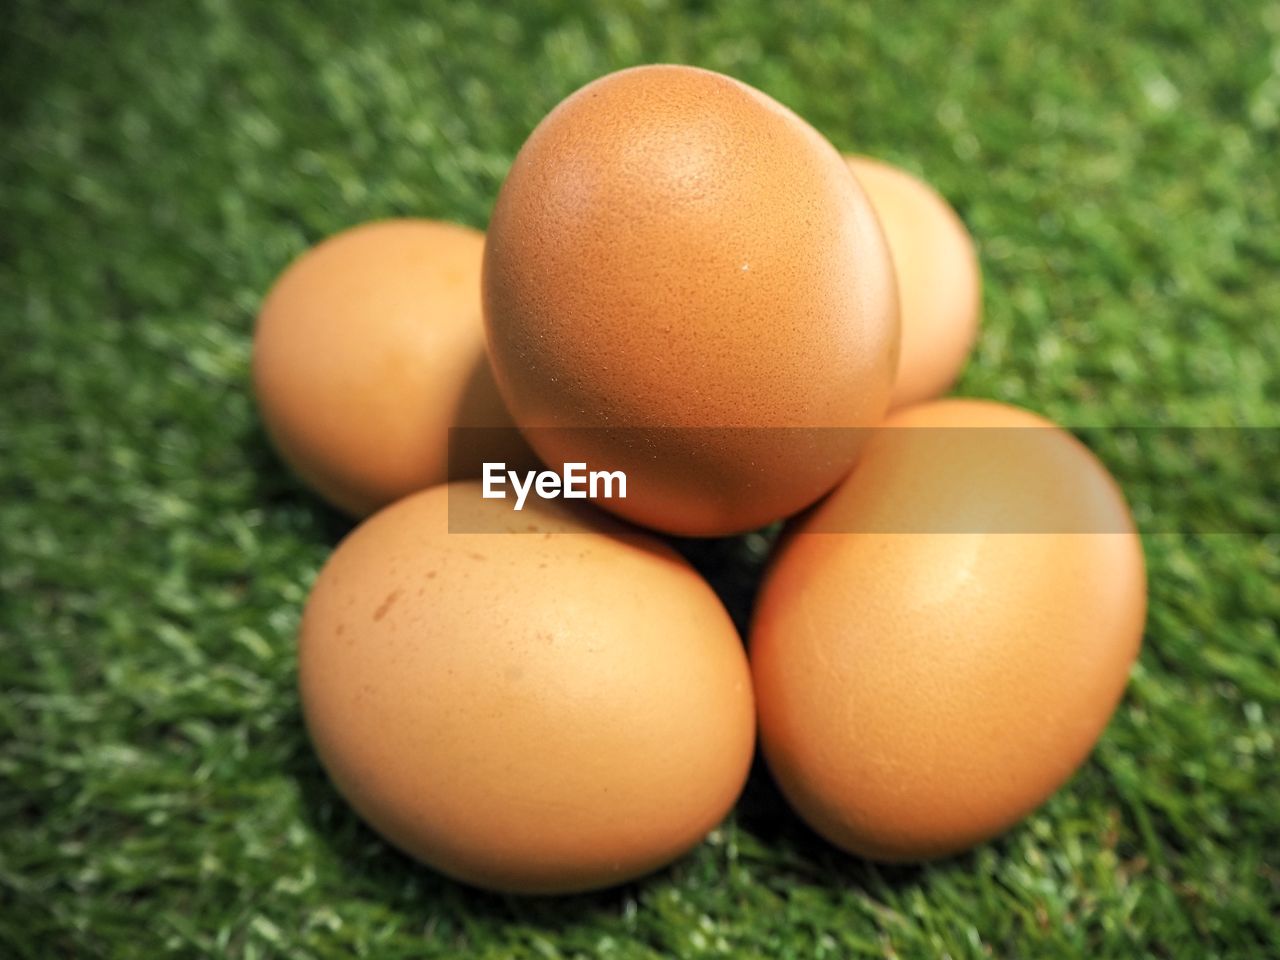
xmin=2 ymin=0 xmax=1278 ymax=956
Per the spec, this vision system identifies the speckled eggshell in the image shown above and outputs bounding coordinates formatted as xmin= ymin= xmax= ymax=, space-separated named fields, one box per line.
xmin=484 ymin=65 xmax=899 ymax=537
xmin=750 ymin=399 xmax=1146 ymax=862
xmin=846 ymin=156 xmax=982 ymax=409
xmin=298 ymin=482 xmax=756 ymax=894
xmin=253 ymin=219 xmax=535 ymax=517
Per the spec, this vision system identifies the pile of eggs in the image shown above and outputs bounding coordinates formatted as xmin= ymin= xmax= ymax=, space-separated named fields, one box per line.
xmin=253 ymin=66 xmax=1146 ymax=894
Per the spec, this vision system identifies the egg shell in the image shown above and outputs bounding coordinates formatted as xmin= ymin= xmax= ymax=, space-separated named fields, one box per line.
xmin=298 ymin=482 xmax=756 ymax=894
xmin=750 ymin=399 xmax=1146 ymax=862
xmin=484 ymin=65 xmax=899 ymax=537
xmin=253 ymin=219 xmax=535 ymax=517
xmin=846 ymin=156 xmax=981 ymax=409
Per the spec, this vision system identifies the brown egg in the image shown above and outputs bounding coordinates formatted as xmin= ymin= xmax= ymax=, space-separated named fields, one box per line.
xmin=484 ymin=66 xmax=899 ymax=537
xmin=846 ymin=156 xmax=981 ymax=409
xmin=253 ymin=219 xmax=534 ymax=517
xmin=750 ymin=399 xmax=1146 ymax=862
xmin=298 ymin=482 xmax=756 ymax=894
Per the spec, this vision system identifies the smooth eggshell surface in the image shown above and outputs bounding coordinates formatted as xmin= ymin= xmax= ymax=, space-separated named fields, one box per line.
xmin=253 ymin=219 xmax=534 ymax=517
xmin=846 ymin=156 xmax=981 ymax=409
xmin=751 ymin=399 xmax=1146 ymax=862
xmin=299 ymin=482 xmax=756 ymax=894
xmin=484 ymin=65 xmax=899 ymax=537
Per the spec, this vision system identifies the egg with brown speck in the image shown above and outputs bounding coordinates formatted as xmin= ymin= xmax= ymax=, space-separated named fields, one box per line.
xmin=298 ymin=482 xmax=756 ymax=894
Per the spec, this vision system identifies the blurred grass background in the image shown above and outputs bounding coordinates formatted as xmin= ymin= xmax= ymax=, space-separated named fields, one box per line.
xmin=2 ymin=0 xmax=1278 ymax=956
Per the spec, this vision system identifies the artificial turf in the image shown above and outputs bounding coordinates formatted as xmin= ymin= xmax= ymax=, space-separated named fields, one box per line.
xmin=2 ymin=0 xmax=1278 ymax=956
